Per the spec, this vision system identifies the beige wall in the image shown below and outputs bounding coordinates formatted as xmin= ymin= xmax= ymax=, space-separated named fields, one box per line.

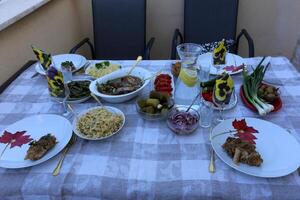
xmin=1 ymin=0 xmax=299 ymax=85
xmin=0 ymin=0 xmax=93 ymax=85
xmin=147 ymin=0 xmax=300 ymax=59
xmin=237 ymin=0 xmax=300 ymax=58
xmin=147 ymin=0 xmax=184 ymax=59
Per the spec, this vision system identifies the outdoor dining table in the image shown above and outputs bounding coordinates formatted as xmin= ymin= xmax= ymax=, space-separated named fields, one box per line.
xmin=0 ymin=57 xmax=300 ymax=200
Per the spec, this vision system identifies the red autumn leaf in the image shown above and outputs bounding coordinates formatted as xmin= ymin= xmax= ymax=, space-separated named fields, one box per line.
xmin=235 ymin=132 xmax=257 ymax=144
xmin=0 ymin=130 xmax=33 ymax=148
xmin=232 ymin=119 xmax=259 ymax=144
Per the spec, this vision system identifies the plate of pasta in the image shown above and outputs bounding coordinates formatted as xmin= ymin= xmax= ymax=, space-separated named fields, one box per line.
xmin=73 ymin=106 xmax=125 ymax=140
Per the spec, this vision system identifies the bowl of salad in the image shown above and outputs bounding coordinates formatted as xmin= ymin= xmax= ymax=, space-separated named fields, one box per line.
xmin=85 ymin=61 xmax=121 ymax=79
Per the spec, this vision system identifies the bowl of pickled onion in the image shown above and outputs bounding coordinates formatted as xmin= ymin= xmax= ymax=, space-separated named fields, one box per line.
xmin=167 ymin=105 xmax=200 ymax=135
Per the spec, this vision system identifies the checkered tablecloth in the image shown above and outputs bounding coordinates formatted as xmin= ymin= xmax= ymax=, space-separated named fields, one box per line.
xmin=0 ymin=57 xmax=300 ymax=200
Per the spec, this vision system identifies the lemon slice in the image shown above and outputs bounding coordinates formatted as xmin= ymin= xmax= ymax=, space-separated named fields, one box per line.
xmin=179 ymin=68 xmax=198 ymax=87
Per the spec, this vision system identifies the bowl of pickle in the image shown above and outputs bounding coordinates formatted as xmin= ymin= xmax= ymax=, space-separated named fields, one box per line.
xmin=136 ymin=91 xmax=174 ymax=120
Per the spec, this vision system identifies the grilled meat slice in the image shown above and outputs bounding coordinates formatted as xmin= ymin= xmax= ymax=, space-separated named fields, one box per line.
xmin=25 ymin=134 xmax=57 ymax=161
xmin=222 ymin=137 xmax=263 ymax=166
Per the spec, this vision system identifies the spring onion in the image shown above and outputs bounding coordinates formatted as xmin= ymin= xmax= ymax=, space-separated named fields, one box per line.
xmin=243 ymin=57 xmax=274 ymax=116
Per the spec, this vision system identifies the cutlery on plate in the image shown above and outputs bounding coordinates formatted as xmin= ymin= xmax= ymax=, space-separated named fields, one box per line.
xmin=73 ymin=61 xmax=91 ymax=75
xmin=67 ymin=104 xmax=78 ymax=119
xmin=143 ymin=70 xmax=162 ymax=82
xmin=127 ymin=56 xmax=142 ymax=75
xmin=52 ymin=134 xmax=77 ymax=176
xmin=209 ymin=126 xmax=216 ymax=173
xmin=186 ymin=92 xmax=201 ymax=112
xmin=91 ymin=93 xmax=104 ymax=107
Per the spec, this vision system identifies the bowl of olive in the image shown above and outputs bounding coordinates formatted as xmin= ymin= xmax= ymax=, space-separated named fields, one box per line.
xmin=136 ymin=91 xmax=174 ymax=120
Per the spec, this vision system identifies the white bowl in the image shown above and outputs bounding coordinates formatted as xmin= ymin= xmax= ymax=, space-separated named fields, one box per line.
xmin=73 ymin=106 xmax=125 ymax=141
xmin=89 ymin=67 xmax=151 ymax=103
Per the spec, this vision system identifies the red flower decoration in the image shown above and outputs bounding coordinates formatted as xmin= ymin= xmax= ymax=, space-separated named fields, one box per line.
xmin=232 ymin=119 xmax=258 ymax=144
xmin=0 ymin=130 xmax=33 ymax=148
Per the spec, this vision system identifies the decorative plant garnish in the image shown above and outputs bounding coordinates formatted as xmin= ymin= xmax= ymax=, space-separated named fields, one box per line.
xmin=95 ymin=61 xmax=110 ymax=69
xmin=61 ymin=61 xmax=75 ymax=71
xmin=232 ymin=119 xmax=258 ymax=144
xmin=211 ymin=118 xmax=259 ymax=144
xmin=0 ymin=130 xmax=33 ymax=159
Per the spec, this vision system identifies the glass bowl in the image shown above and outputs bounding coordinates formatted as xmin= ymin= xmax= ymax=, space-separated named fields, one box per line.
xmin=167 ymin=105 xmax=200 ymax=135
xmin=135 ymin=96 xmax=174 ymax=121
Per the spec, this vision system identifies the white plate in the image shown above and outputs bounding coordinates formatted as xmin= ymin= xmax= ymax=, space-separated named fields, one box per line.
xmin=35 ymin=54 xmax=87 ymax=75
xmin=89 ymin=67 xmax=151 ymax=103
xmin=0 ymin=114 xmax=73 ymax=169
xmin=211 ymin=118 xmax=300 ymax=178
xmin=197 ymin=53 xmax=245 ymax=75
xmin=152 ymin=71 xmax=175 ymax=97
xmin=202 ymin=91 xmax=237 ymax=111
xmin=73 ymin=106 xmax=125 ymax=141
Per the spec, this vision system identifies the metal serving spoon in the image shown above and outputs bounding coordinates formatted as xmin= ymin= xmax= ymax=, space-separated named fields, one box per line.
xmin=127 ymin=56 xmax=142 ymax=76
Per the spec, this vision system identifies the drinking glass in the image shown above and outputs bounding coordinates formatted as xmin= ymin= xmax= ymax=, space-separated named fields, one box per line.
xmin=212 ymin=88 xmax=235 ymax=122
xmin=199 ymin=101 xmax=214 ymax=128
xmin=61 ymin=67 xmax=72 ymax=116
xmin=212 ymin=89 xmax=224 ymax=122
xmin=199 ymin=63 xmax=210 ymax=82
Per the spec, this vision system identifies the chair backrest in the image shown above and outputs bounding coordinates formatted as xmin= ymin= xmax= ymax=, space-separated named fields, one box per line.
xmin=92 ymin=0 xmax=146 ymax=59
xmin=184 ymin=0 xmax=239 ymax=51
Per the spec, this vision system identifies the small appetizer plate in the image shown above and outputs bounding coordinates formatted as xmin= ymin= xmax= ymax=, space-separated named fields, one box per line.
xmin=197 ymin=53 xmax=245 ymax=75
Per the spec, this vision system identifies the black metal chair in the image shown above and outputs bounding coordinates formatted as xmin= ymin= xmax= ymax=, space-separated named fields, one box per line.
xmin=70 ymin=0 xmax=155 ymax=60
xmin=171 ymin=0 xmax=254 ymax=59
xmin=0 ymin=60 xmax=36 ymax=94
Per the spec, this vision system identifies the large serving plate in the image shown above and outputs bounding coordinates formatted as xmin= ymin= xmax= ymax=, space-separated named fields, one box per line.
xmin=197 ymin=53 xmax=245 ymax=75
xmin=240 ymin=85 xmax=282 ymax=112
xmin=211 ymin=118 xmax=300 ymax=178
xmin=73 ymin=106 xmax=125 ymax=141
xmin=89 ymin=67 xmax=151 ymax=103
xmin=35 ymin=54 xmax=87 ymax=75
xmin=0 ymin=114 xmax=73 ymax=169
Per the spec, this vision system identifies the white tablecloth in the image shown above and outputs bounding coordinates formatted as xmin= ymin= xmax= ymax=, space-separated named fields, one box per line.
xmin=0 ymin=57 xmax=300 ymax=200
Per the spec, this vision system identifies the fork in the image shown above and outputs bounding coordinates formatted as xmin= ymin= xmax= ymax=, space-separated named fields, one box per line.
xmin=52 ymin=134 xmax=77 ymax=176
xmin=209 ymin=147 xmax=215 ymax=173
xmin=209 ymin=126 xmax=216 ymax=173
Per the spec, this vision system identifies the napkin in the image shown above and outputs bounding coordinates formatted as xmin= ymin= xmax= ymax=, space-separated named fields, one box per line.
xmin=213 ymin=39 xmax=227 ymax=65
xmin=213 ymin=73 xmax=234 ymax=105
xmin=46 ymin=66 xmax=65 ymax=98
xmin=31 ymin=46 xmax=52 ymax=71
